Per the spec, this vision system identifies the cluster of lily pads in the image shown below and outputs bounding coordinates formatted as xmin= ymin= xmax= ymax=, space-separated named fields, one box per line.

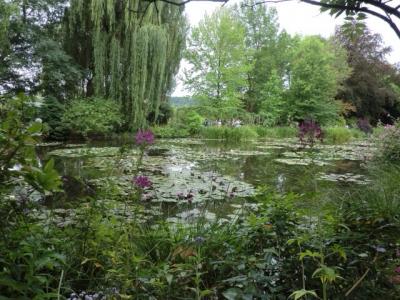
xmin=45 ymin=135 xmax=375 ymax=224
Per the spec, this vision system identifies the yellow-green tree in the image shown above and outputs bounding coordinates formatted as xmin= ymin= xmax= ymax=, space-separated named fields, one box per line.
xmin=184 ymin=8 xmax=251 ymax=119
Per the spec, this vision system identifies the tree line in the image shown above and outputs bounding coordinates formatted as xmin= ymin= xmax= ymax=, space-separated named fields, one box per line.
xmin=183 ymin=0 xmax=400 ymax=126
xmin=0 ymin=0 xmax=186 ymax=136
xmin=1 ymin=0 xmax=399 ymax=137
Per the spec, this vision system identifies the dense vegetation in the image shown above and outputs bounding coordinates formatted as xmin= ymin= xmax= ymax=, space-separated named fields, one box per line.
xmin=1 ymin=0 xmax=400 ymax=299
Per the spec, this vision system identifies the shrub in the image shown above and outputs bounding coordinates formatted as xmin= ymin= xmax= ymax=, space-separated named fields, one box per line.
xmin=179 ymin=111 xmax=204 ymax=134
xmin=62 ymin=98 xmax=122 ymax=138
xmin=40 ymin=96 xmax=68 ymax=140
xmin=373 ymin=122 xmax=400 ymax=161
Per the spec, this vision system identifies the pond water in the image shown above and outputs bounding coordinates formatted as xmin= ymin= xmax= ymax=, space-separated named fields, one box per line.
xmin=40 ymin=138 xmax=373 ymax=223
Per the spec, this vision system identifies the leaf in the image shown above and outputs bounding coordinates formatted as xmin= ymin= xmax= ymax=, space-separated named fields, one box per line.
xmin=289 ymin=289 xmax=319 ymax=300
xmin=299 ymin=250 xmax=322 ymax=260
xmin=165 ymin=274 xmax=173 ymax=285
xmin=27 ymin=122 xmax=42 ymax=134
xmin=223 ymin=288 xmax=242 ymax=300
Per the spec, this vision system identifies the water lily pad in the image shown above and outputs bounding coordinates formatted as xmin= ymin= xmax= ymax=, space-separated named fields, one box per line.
xmin=318 ymin=172 xmax=371 ymax=184
xmin=275 ymin=158 xmax=331 ymax=166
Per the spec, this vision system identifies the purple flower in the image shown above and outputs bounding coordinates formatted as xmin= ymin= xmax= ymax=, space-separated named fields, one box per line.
xmin=133 ymin=175 xmax=152 ymax=189
xmin=395 ymin=266 xmax=400 ymax=274
xmin=135 ymin=129 xmax=154 ymax=146
xmin=298 ymin=120 xmax=324 ymax=145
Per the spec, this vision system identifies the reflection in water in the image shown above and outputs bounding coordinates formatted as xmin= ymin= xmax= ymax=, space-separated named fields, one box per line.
xmin=39 ymin=138 xmax=368 ymax=218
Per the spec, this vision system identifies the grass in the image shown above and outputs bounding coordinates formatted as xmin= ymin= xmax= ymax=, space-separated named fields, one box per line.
xmin=150 ymin=124 xmax=366 ymax=144
xmin=151 ymin=125 xmax=190 ymax=138
xmin=252 ymin=126 xmax=297 ymax=139
xmin=324 ymin=126 xmax=365 ymax=144
xmin=198 ymin=126 xmax=258 ymax=141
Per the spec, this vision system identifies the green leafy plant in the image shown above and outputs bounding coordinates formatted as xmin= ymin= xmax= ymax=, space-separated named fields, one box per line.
xmin=62 ymin=97 xmax=122 ymax=138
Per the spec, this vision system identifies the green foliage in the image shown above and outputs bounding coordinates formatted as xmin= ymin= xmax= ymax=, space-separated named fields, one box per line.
xmin=324 ymin=126 xmax=363 ymax=144
xmin=66 ymin=0 xmax=186 ymax=129
xmin=373 ymin=122 xmax=400 ymax=161
xmin=0 ymin=223 xmax=66 ymax=298
xmin=184 ymin=8 xmax=250 ymax=119
xmin=258 ymin=70 xmax=286 ymax=125
xmin=233 ymin=0 xmax=291 ymax=114
xmin=0 ymin=0 xmax=78 ymax=96
xmin=253 ymin=126 xmax=297 ymax=138
xmin=151 ymin=125 xmax=190 ymax=138
xmin=199 ymin=126 xmax=258 ymax=141
xmin=287 ymin=36 xmax=349 ymax=124
xmin=62 ymin=98 xmax=122 ymax=138
xmin=147 ymin=101 xmax=173 ymax=125
xmin=180 ymin=111 xmax=204 ymax=134
xmin=0 ymin=94 xmax=61 ymax=192
xmin=40 ymin=96 xmax=67 ymax=140
xmin=334 ymin=24 xmax=400 ymax=123
xmin=0 ymin=94 xmax=63 ymax=298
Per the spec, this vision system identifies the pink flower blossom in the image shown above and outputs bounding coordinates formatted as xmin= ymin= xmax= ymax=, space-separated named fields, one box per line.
xmin=133 ymin=175 xmax=152 ymax=189
xmin=135 ymin=129 xmax=154 ymax=146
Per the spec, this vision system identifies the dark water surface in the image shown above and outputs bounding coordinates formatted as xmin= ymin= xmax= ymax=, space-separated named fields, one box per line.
xmin=39 ymin=138 xmax=370 ymax=221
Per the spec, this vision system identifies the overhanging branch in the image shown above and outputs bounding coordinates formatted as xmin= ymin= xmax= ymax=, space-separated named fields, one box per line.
xmin=300 ymin=0 xmax=400 ymax=39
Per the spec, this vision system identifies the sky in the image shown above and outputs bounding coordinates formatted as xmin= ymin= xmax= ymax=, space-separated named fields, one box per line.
xmin=172 ymin=0 xmax=400 ymax=96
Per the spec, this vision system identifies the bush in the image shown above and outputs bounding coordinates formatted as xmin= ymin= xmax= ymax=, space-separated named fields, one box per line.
xmin=373 ymin=122 xmax=400 ymax=161
xmin=178 ymin=110 xmax=204 ymax=134
xmin=199 ymin=126 xmax=258 ymax=141
xmin=62 ymin=98 xmax=122 ymax=138
xmin=40 ymin=96 xmax=67 ymax=140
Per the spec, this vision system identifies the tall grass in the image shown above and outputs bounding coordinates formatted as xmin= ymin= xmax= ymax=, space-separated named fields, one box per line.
xmin=324 ymin=126 xmax=364 ymax=144
xmin=198 ymin=126 xmax=258 ymax=141
xmin=252 ymin=126 xmax=297 ymax=139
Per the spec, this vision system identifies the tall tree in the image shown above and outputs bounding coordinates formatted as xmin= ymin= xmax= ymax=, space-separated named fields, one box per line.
xmin=287 ymin=36 xmax=350 ymax=124
xmin=65 ymin=0 xmax=186 ymax=129
xmin=334 ymin=23 xmax=400 ymax=123
xmin=0 ymin=0 xmax=77 ymax=96
xmin=233 ymin=0 xmax=287 ymax=113
xmin=183 ymin=8 xmax=250 ymax=118
xmin=258 ymin=69 xmax=286 ymax=125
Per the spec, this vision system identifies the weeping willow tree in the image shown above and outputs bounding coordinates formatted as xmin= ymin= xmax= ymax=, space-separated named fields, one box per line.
xmin=65 ymin=0 xmax=186 ymax=129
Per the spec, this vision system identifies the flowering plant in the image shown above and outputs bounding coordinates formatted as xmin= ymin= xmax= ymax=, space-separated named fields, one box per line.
xmin=374 ymin=121 xmax=400 ymax=161
xmin=298 ymin=120 xmax=324 ymax=146
xmin=133 ymin=175 xmax=152 ymax=189
xmin=131 ymin=129 xmax=155 ymax=200
xmin=135 ymin=129 xmax=154 ymax=146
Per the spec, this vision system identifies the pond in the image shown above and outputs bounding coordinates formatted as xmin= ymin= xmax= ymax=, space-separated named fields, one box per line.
xmin=39 ymin=138 xmax=374 ymax=224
